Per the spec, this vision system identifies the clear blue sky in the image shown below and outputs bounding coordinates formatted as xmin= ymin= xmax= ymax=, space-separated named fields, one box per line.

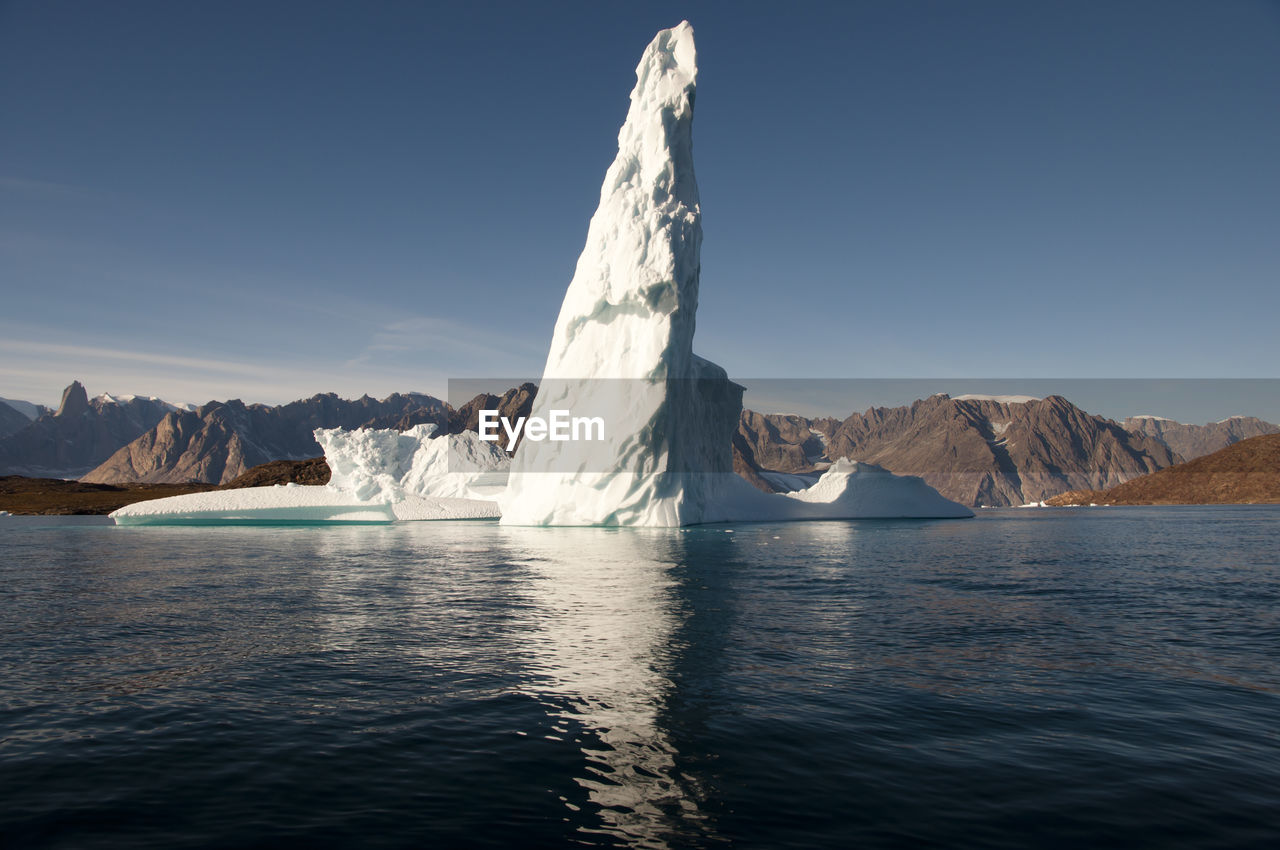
xmin=2 ymin=1 xmax=1278 ymax=421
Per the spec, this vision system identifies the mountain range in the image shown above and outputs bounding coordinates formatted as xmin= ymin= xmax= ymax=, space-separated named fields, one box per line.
xmin=79 ymin=382 xmax=535 ymax=485
xmin=81 ymin=392 xmax=451 ymax=484
xmin=1122 ymin=415 xmax=1278 ymax=462
xmin=732 ymin=394 xmax=1275 ymax=506
xmin=0 ymin=402 xmax=32 ymax=440
xmin=2 ymin=382 xmax=1275 ymax=506
xmin=1047 ymin=433 xmax=1280 ymax=505
xmin=0 ymin=382 xmax=180 ymax=477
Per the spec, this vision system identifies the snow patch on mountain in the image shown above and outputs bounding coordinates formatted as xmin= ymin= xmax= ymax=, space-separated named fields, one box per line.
xmin=953 ymin=394 xmax=1042 ymax=404
xmin=95 ymin=392 xmax=197 ymax=412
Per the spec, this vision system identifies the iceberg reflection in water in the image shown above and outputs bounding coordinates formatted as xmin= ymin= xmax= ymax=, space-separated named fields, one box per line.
xmin=501 ymin=527 xmax=712 ymax=847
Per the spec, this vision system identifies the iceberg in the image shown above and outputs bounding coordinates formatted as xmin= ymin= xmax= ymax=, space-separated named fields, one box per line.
xmin=499 ymin=21 xmax=746 ymax=526
xmin=317 ymin=424 xmax=509 ymax=502
xmin=111 ymin=21 xmax=971 ymax=527
xmin=111 ymin=425 xmax=504 ymax=525
xmin=110 ymin=484 xmax=396 ymax=525
xmin=110 ymin=484 xmax=499 ymax=525
xmin=498 ymin=22 xmax=970 ymax=525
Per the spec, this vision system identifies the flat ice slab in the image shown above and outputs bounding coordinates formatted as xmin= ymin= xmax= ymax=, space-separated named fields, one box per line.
xmin=111 ymin=485 xmax=499 ymax=526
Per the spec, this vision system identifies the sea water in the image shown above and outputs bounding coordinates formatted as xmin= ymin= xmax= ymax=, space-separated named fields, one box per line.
xmin=1 ymin=508 xmax=1277 ymax=849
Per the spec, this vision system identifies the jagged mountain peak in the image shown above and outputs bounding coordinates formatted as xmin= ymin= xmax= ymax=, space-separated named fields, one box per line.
xmin=738 ymin=393 xmax=1180 ymax=507
xmin=56 ymin=381 xmax=90 ymax=418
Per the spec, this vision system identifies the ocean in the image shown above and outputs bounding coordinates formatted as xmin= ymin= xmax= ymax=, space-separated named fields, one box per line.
xmin=2 ymin=508 xmax=1277 ymax=848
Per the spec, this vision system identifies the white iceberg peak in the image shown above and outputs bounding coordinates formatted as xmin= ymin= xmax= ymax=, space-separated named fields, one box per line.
xmin=499 ymin=21 xmax=749 ymax=526
xmin=498 ymin=23 xmax=970 ymax=526
xmin=543 ymin=20 xmax=700 ymax=381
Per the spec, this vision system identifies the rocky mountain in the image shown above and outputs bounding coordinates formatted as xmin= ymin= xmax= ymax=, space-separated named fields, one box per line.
xmin=13 ymin=377 xmax=1264 ymax=504
xmin=0 ymin=401 xmax=31 ymax=439
xmin=448 ymin=383 xmax=537 ymax=450
xmin=735 ymin=394 xmax=1180 ymax=507
xmin=1123 ymin=415 xmax=1278 ymax=461
xmin=1047 ymin=433 xmax=1280 ymax=505
xmin=0 ymin=396 xmax=49 ymax=422
xmin=0 ymin=381 xmax=182 ymax=477
xmin=82 ymin=392 xmax=450 ymax=485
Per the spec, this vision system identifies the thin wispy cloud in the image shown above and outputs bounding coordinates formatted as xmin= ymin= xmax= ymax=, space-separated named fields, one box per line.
xmin=0 ymin=334 xmax=454 ymax=407
xmin=347 ymin=315 xmax=546 ymax=372
xmin=0 ymin=339 xmax=283 ymax=377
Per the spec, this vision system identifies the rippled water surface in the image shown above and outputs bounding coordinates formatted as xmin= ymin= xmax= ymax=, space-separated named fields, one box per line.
xmin=2 ymin=508 xmax=1278 ymax=848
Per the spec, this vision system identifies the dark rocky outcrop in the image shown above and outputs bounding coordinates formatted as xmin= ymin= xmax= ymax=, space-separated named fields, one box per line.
xmin=731 ymin=430 xmax=778 ymax=493
xmin=449 ymin=383 xmax=538 ymax=451
xmin=56 ymin=381 xmax=91 ymax=419
xmin=221 ymin=457 xmax=331 ymax=488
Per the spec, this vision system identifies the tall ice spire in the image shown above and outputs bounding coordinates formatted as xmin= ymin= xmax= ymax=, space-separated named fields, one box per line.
xmin=500 ymin=21 xmax=744 ymax=526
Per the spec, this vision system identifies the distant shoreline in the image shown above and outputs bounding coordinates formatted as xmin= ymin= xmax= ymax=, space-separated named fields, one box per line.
xmin=0 ymin=458 xmax=329 ymax=515
xmin=0 ymin=476 xmax=219 ymax=515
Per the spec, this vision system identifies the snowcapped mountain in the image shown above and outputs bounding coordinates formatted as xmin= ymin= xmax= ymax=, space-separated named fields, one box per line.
xmin=0 ymin=381 xmax=189 ymax=478
xmin=94 ymin=392 xmax=199 ymax=413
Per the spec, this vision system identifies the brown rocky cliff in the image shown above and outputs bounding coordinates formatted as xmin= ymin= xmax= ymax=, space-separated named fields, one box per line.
xmin=80 ymin=392 xmax=452 ymax=485
xmin=449 ymin=383 xmax=537 ymax=452
xmin=736 ymin=394 xmax=1179 ymax=507
xmin=0 ymin=382 xmax=175 ymax=477
xmin=1123 ymin=415 xmax=1279 ymax=460
xmin=1047 ymin=433 xmax=1280 ymax=505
